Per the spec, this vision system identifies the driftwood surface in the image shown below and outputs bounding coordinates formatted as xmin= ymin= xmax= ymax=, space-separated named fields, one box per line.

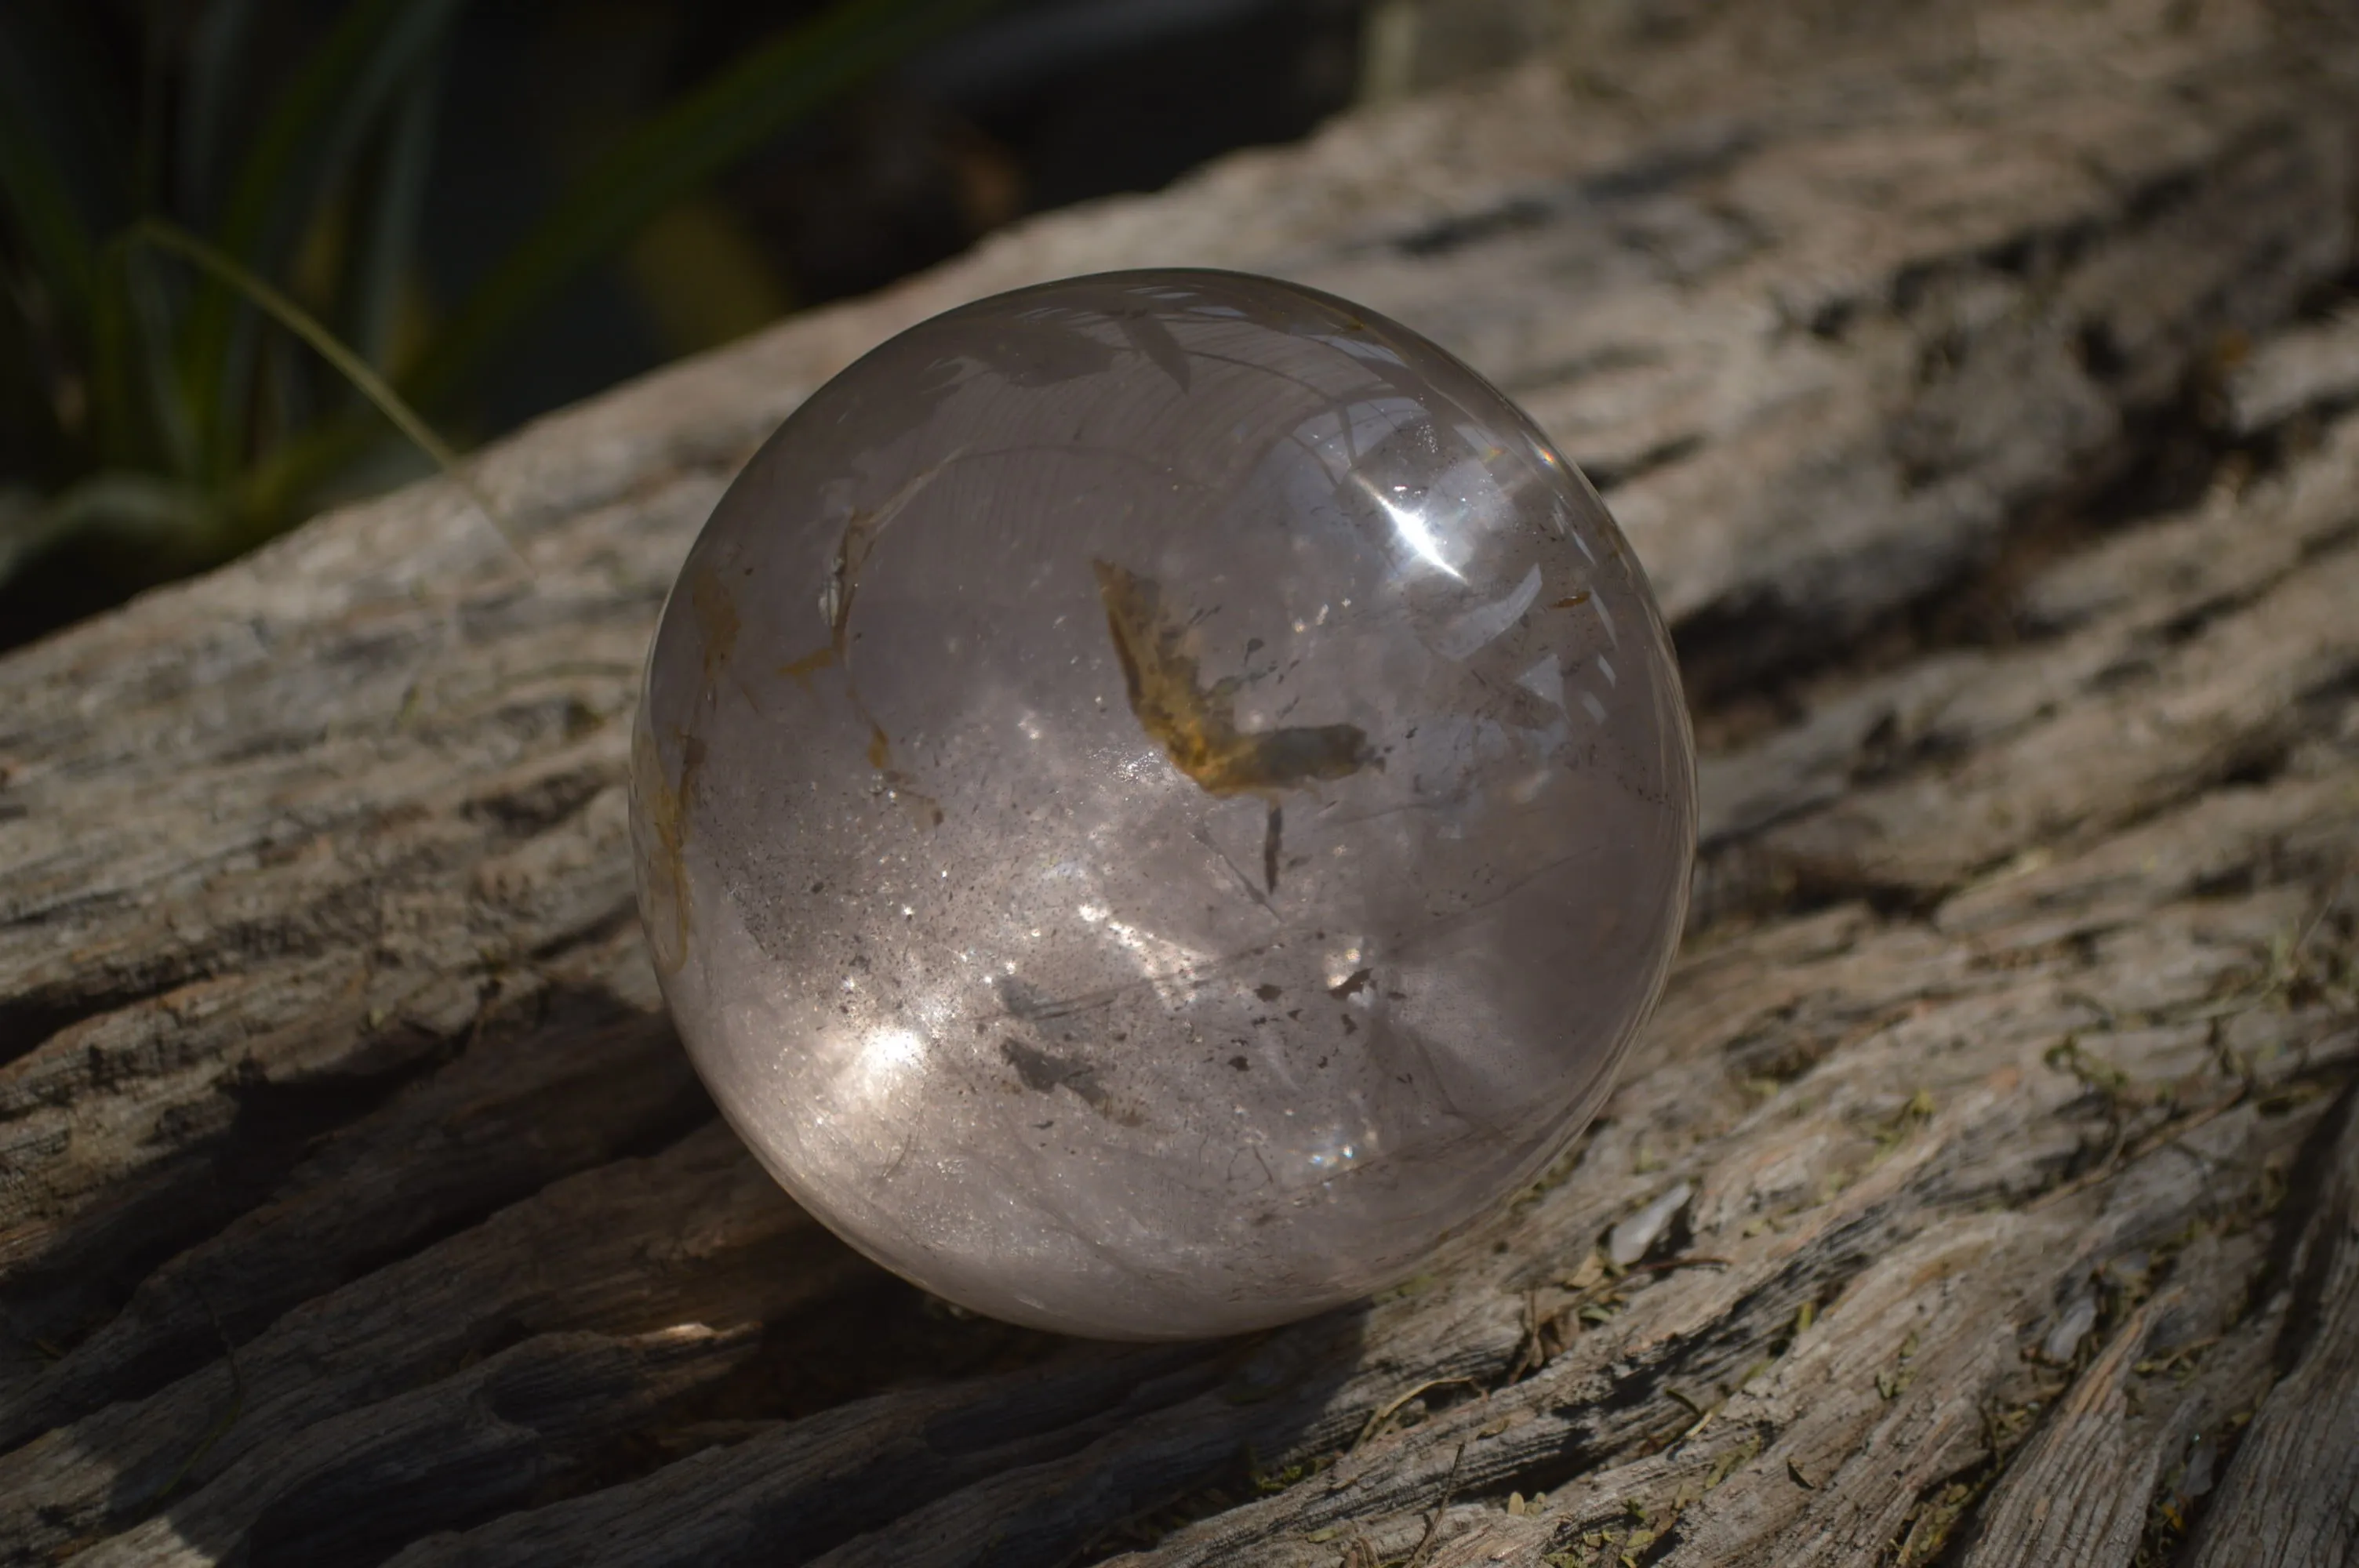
xmin=5 ymin=2 xmax=2359 ymax=1563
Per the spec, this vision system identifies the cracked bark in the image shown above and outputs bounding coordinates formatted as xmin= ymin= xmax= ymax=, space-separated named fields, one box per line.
xmin=4 ymin=1 xmax=2357 ymax=1563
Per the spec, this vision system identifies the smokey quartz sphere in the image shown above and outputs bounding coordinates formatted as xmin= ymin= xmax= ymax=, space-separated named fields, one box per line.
xmin=631 ymin=270 xmax=1695 ymax=1340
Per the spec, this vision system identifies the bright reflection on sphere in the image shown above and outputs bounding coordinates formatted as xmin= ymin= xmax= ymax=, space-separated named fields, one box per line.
xmin=631 ymin=270 xmax=1696 ymax=1340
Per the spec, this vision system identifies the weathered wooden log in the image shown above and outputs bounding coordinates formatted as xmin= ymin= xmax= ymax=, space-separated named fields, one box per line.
xmin=4 ymin=1 xmax=2356 ymax=1563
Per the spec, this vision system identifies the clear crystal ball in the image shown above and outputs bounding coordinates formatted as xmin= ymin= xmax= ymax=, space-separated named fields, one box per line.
xmin=631 ymin=270 xmax=1696 ymax=1339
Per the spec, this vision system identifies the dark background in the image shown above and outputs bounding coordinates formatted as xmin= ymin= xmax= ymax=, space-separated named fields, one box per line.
xmin=0 ymin=0 xmax=1370 ymax=651
xmin=427 ymin=0 xmax=1365 ymax=428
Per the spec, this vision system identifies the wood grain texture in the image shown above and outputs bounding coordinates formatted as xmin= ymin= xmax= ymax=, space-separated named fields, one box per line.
xmin=4 ymin=1 xmax=2357 ymax=1563
xmin=2183 ymin=1087 xmax=2359 ymax=1568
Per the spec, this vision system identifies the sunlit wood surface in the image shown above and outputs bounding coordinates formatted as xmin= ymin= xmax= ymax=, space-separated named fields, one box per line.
xmin=4 ymin=2 xmax=2357 ymax=1563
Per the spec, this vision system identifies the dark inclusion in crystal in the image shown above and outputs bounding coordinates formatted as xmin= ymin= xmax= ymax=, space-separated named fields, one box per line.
xmin=1092 ymin=557 xmax=1374 ymax=893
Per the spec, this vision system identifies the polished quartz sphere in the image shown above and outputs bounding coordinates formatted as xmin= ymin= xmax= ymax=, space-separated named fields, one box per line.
xmin=631 ymin=270 xmax=1696 ymax=1339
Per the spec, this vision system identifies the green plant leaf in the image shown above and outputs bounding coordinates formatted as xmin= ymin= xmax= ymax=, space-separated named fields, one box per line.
xmin=234 ymin=408 xmax=408 ymax=544
xmin=182 ymin=0 xmax=470 ymax=476
xmin=85 ymin=233 xmax=149 ymax=472
xmin=82 ymin=230 xmax=204 ymax=480
xmin=2 ymin=470 xmax=213 ymax=584
xmin=201 ymin=0 xmax=469 ymax=281
xmin=125 ymin=241 xmax=199 ymax=476
xmin=404 ymin=0 xmax=1005 ymax=410
xmin=344 ymin=49 xmax=443 ymax=376
xmin=131 ymin=219 xmax=514 ymax=559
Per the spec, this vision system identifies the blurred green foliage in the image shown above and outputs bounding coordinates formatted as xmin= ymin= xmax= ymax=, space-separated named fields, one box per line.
xmin=0 ymin=0 xmax=999 ymax=598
